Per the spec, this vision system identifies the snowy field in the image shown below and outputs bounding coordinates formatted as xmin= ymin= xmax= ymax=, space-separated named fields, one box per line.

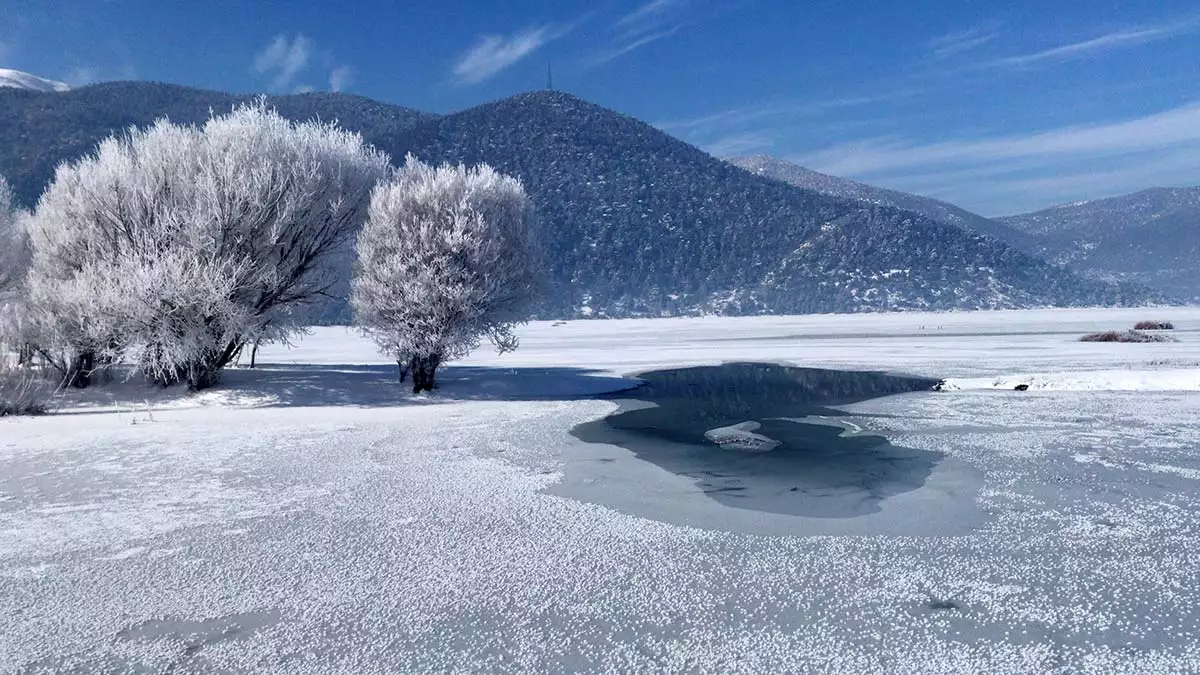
xmin=4 ymin=307 xmax=1200 ymax=673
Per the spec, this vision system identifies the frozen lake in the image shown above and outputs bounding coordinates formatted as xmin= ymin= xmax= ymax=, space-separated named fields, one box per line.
xmin=3 ymin=307 xmax=1200 ymax=673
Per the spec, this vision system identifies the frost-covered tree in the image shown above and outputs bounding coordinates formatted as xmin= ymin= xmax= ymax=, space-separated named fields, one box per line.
xmin=352 ymin=157 xmax=540 ymax=393
xmin=24 ymin=102 xmax=389 ymax=389
xmin=0 ymin=176 xmax=35 ymax=367
xmin=0 ymin=176 xmax=29 ymax=295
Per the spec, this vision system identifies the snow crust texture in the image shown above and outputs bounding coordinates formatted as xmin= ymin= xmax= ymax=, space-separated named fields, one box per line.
xmin=3 ymin=307 xmax=1200 ymax=673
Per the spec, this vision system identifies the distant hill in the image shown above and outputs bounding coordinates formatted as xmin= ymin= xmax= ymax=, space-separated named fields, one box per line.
xmin=0 ymin=69 xmax=70 ymax=93
xmin=1000 ymin=188 xmax=1200 ymax=302
xmin=0 ymin=83 xmax=1162 ymax=319
xmin=729 ymin=155 xmax=1027 ymax=247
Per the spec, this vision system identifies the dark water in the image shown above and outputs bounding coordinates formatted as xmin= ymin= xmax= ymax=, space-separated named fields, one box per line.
xmin=569 ymin=363 xmax=950 ymax=520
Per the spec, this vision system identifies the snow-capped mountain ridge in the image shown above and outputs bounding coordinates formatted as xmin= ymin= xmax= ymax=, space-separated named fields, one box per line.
xmin=0 ymin=69 xmax=70 ymax=93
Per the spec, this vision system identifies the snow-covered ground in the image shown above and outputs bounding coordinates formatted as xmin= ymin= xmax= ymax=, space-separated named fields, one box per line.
xmin=4 ymin=307 xmax=1200 ymax=673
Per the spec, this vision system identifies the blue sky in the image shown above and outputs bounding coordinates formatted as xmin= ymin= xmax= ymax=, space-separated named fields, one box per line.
xmin=2 ymin=0 xmax=1199 ymax=215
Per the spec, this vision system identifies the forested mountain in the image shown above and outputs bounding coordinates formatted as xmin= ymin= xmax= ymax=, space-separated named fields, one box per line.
xmin=729 ymin=155 xmax=1027 ymax=247
xmin=1000 ymin=188 xmax=1200 ymax=302
xmin=0 ymin=82 xmax=1162 ymax=319
xmin=379 ymin=92 xmax=1156 ymax=315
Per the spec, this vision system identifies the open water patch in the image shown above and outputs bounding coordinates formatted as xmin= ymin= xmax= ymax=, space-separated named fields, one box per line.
xmin=560 ymin=363 xmax=986 ymax=535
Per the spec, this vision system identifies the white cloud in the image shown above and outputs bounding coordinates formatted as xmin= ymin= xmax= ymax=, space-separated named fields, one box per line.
xmin=253 ymin=34 xmax=312 ymax=90
xmin=453 ymin=24 xmax=568 ymax=85
xmin=799 ymin=102 xmax=1200 ymax=176
xmin=986 ymin=17 xmax=1199 ymax=69
xmin=657 ymin=92 xmax=912 ymax=135
xmin=616 ymin=0 xmax=682 ymax=30
xmin=591 ymin=25 xmax=682 ymax=65
xmin=329 ymin=65 xmax=352 ymax=93
xmin=592 ymin=0 xmax=692 ymax=64
xmin=928 ymin=22 xmax=1001 ymax=59
xmin=793 ymin=102 xmax=1200 ymax=215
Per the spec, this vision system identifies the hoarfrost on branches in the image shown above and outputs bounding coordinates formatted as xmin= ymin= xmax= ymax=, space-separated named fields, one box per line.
xmin=0 ymin=176 xmax=29 ymax=296
xmin=23 ymin=102 xmax=389 ymax=389
xmin=352 ymin=156 xmax=540 ymax=392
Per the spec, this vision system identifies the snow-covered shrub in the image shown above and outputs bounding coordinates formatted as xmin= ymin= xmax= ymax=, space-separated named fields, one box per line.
xmin=24 ymin=102 xmax=389 ymax=390
xmin=1079 ymin=330 xmax=1177 ymax=343
xmin=352 ymin=156 xmax=540 ymax=392
xmin=1134 ymin=320 xmax=1175 ymax=330
xmin=0 ymin=352 xmax=51 ymax=417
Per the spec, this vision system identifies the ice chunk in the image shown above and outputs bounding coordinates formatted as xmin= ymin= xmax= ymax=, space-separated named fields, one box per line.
xmin=703 ymin=421 xmax=781 ymax=453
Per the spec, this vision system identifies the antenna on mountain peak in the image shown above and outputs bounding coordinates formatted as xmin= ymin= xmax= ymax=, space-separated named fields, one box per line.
xmin=546 ymin=63 xmax=554 ymax=91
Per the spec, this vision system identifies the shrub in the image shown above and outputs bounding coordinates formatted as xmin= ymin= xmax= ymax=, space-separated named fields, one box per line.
xmin=1134 ymin=320 xmax=1175 ymax=330
xmin=0 ymin=356 xmax=51 ymax=416
xmin=1080 ymin=330 xmax=1177 ymax=343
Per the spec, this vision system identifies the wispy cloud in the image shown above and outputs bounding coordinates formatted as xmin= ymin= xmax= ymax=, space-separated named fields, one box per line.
xmin=801 ymin=102 xmax=1200 ymax=175
xmin=593 ymin=26 xmax=683 ymax=64
xmin=793 ymin=101 xmax=1200 ymax=214
xmin=928 ymin=22 xmax=1001 ymax=59
xmin=658 ymin=92 xmax=913 ymax=134
xmin=329 ymin=65 xmax=352 ymax=93
xmin=592 ymin=0 xmax=691 ymax=64
xmin=655 ymin=90 xmax=919 ymax=158
xmin=986 ymin=17 xmax=1199 ymax=69
xmin=452 ymin=24 xmax=572 ymax=85
xmin=617 ymin=0 xmax=682 ymax=29
xmin=253 ymin=34 xmax=312 ymax=90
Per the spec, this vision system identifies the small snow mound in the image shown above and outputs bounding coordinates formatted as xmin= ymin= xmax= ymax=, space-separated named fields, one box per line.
xmin=0 ymin=69 xmax=71 ymax=92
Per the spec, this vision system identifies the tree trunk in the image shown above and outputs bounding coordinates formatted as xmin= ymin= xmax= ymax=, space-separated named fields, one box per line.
xmin=185 ymin=340 xmax=243 ymax=391
xmin=229 ymin=341 xmax=245 ymax=367
xmin=187 ymin=360 xmax=222 ymax=391
xmin=250 ymin=340 xmax=260 ymax=369
xmin=410 ymin=353 xmax=441 ymax=394
xmin=67 ymin=351 xmax=95 ymax=389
